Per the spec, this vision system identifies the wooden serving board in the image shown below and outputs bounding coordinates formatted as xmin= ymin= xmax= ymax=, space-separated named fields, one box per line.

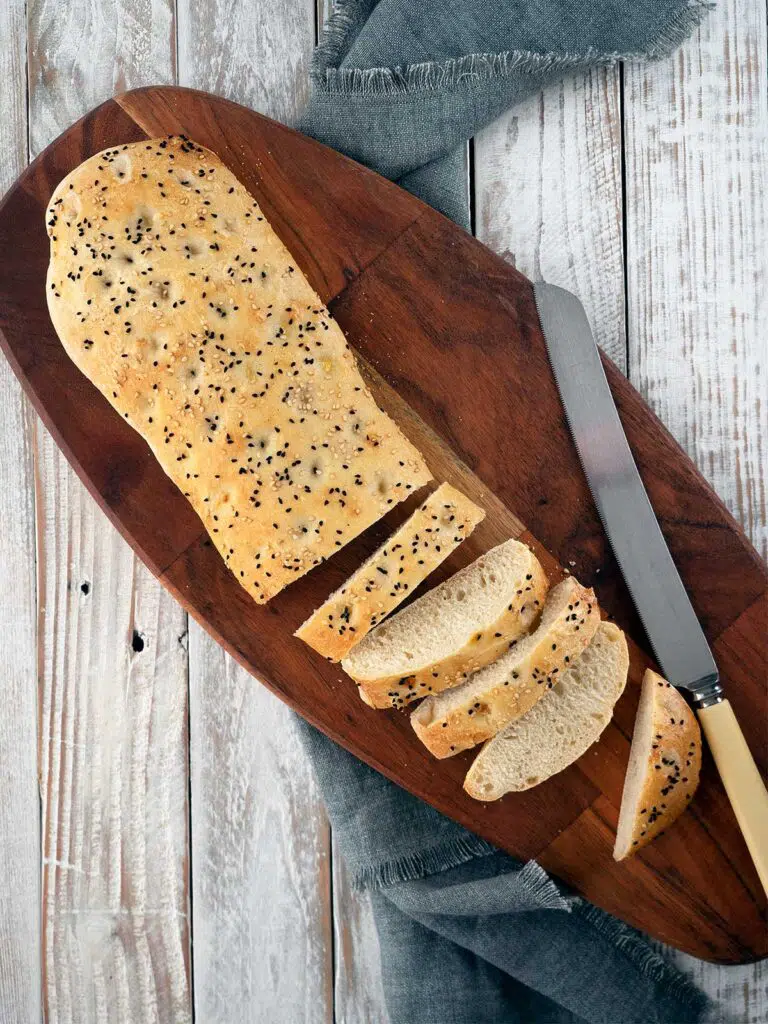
xmin=0 ymin=86 xmax=765 ymax=964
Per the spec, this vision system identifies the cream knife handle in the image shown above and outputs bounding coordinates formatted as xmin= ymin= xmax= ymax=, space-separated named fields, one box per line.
xmin=698 ymin=700 xmax=768 ymax=895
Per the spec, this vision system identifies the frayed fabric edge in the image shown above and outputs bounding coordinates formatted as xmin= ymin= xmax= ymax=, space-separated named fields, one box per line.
xmin=354 ymin=840 xmax=570 ymax=916
xmin=515 ymin=859 xmax=572 ymax=912
xmin=311 ymin=0 xmax=714 ymax=96
xmin=353 ymin=834 xmax=496 ymax=892
xmin=313 ymin=0 xmax=372 ymax=75
xmin=573 ymin=901 xmax=712 ymax=1017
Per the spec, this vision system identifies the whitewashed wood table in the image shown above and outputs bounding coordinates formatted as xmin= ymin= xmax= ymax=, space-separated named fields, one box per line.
xmin=0 ymin=0 xmax=765 ymax=1020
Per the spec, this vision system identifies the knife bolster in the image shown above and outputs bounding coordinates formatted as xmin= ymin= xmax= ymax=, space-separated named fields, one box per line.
xmin=690 ymin=672 xmax=723 ymax=709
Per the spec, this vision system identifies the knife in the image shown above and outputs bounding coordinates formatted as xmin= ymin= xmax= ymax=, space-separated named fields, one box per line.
xmin=534 ymin=281 xmax=768 ymax=893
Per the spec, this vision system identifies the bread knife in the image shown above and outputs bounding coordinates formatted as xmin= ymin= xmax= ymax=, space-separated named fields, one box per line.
xmin=534 ymin=282 xmax=768 ymax=892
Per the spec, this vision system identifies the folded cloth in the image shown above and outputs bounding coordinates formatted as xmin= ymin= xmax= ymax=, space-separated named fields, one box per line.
xmin=299 ymin=0 xmax=712 ymax=226
xmin=297 ymin=722 xmax=711 ymax=1023
xmin=294 ymin=2 xmax=714 ymax=1021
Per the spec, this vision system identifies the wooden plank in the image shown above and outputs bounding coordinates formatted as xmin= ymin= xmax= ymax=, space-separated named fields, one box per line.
xmin=178 ymin=0 xmax=313 ymax=123
xmin=26 ymin=0 xmax=176 ymax=156
xmin=25 ymin=0 xmax=190 ymax=1018
xmin=188 ymin=632 xmax=333 ymax=1023
xmin=656 ymin=947 xmax=768 ymax=1023
xmin=0 ymin=1 xmax=41 ymax=1018
xmin=624 ymin=0 xmax=768 ymax=561
xmin=472 ymin=25 xmax=766 ymax=1010
xmin=310 ymin=5 xmax=424 ymax=1015
xmin=624 ymin=0 xmax=768 ymax=1013
xmin=332 ymin=851 xmax=389 ymax=1024
xmin=176 ymin=3 xmax=335 ymax=1018
xmin=473 ymin=67 xmax=626 ymax=369
xmin=37 ymin=503 xmax=190 ymax=1022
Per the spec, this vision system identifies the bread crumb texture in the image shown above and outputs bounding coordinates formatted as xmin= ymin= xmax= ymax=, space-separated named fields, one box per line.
xmin=463 ymin=620 xmax=629 ymax=801
xmin=344 ymin=540 xmax=549 ymax=709
xmin=411 ymin=576 xmax=599 ymax=758
xmin=46 ymin=136 xmax=431 ymax=603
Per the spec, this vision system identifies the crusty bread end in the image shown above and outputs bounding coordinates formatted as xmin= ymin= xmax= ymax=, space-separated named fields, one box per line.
xmin=613 ymin=669 xmax=701 ymax=860
xmin=46 ymin=136 xmax=431 ymax=605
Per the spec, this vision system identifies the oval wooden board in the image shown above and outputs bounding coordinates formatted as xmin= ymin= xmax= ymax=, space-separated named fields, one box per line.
xmin=0 ymin=86 xmax=765 ymax=964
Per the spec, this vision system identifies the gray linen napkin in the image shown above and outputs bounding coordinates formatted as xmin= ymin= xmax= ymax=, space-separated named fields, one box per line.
xmin=294 ymin=2 xmax=715 ymax=1021
xmin=299 ymin=0 xmax=711 ymax=226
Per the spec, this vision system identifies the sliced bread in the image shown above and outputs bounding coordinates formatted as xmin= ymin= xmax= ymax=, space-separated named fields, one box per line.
xmin=295 ymin=483 xmax=484 ymax=661
xmin=613 ymin=669 xmax=701 ymax=860
xmin=464 ymin=621 xmax=629 ymax=800
xmin=411 ymin=577 xmax=599 ymax=758
xmin=341 ymin=539 xmax=549 ymax=709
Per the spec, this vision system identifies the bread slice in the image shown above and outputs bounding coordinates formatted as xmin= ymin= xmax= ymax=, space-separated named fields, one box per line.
xmin=613 ymin=669 xmax=701 ymax=860
xmin=45 ymin=136 xmax=431 ymax=604
xmin=464 ymin=621 xmax=629 ymax=800
xmin=341 ymin=539 xmax=549 ymax=709
xmin=295 ymin=483 xmax=484 ymax=661
xmin=411 ymin=577 xmax=599 ymax=758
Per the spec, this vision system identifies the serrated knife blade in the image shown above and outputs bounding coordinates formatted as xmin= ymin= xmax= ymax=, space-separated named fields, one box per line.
xmin=534 ymin=281 xmax=768 ymax=892
xmin=534 ymin=282 xmax=719 ymax=700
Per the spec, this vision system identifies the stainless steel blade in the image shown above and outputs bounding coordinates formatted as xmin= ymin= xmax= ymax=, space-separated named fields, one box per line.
xmin=533 ymin=282 xmax=721 ymax=706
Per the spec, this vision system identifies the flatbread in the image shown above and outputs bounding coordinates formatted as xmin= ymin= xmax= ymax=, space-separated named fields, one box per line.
xmin=46 ymin=136 xmax=431 ymax=602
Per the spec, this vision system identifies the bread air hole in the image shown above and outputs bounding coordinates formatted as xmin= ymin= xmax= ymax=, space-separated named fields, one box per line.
xmin=455 ymin=590 xmax=466 ymax=602
xmin=526 ymin=776 xmax=540 ymax=786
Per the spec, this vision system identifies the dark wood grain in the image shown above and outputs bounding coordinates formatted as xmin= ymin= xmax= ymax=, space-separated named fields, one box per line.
xmin=0 ymin=85 xmax=764 ymax=963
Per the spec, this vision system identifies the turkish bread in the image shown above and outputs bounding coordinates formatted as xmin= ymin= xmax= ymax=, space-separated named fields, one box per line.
xmin=295 ymin=483 xmax=484 ymax=661
xmin=45 ymin=136 xmax=431 ymax=603
xmin=464 ymin=621 xmax=629 ymax=800
xmin=341 ymin=539 xmax=549 ymax=708
xmin=613 ymin=669 xmax=702 ymax=860
xmin=411 ymin=577 xmax=599 ymax=758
